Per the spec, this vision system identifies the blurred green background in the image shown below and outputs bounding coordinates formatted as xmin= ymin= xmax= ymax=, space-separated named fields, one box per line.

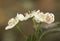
xmin=0 ymin=0 xmax=60 ymax=41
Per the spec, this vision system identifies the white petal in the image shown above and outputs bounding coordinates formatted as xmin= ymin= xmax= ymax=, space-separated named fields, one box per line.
xmin=8 ymin=18 xmax=15 ymax=25
xmin=38 ymin=12 xmax=46 ymax=22
xmin=31 ymin=10 xmax=40 ymax=17
xmin=34 ymin=17 xmax=41 ymax=23
xmin=24 ymin=13 xmax=30 ymax=20
xmin=16 ymin=13 xmax=25 ymax=21
xmin=8 ymin=18 xmax=19 ymax=26
xmin=5 ymin=18 xmax=19 ymax=30
xmin=5 ymin=26 xmax=13 ymax=30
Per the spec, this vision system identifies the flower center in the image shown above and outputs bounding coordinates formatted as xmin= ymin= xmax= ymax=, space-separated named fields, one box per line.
xmin=46 ymin=16 xmax=51 ymax=22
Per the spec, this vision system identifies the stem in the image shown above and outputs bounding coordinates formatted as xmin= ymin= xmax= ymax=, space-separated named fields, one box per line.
xmin=16 ymin=25 xmax=27 ymax=39
xmin=35 ymin=23 xmax=42 ymax=41
xmin=32 ymin=19 xmax=37 ymax=28
xmin=39 ymin=31 xmax=49 ymax=41
xmin=32 ymin=21 xmax=43 ymax=41
xmin=39 ymin=33 xmax=44 ymax=41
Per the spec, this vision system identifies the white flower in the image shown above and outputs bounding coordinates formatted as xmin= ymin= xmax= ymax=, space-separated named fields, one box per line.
xmin=16 ymin=13 xmax=25 ymax=21
xmin=29 ymin=10 xmax=41 ymax=23
xmin=30 ymin=10 xmax=40 ymax=17
xmin=32 ymin=11 xmax=55 ymax=24
xmin=38 ymin=12 xmax=46 ymax=22
xmin=33 ymin=16 xmax=41 ymax=23
xmin=44 ymin=13 xmax=55 ymax=24
xmin=24 ymin=13 xmax=31 ymax=20
xmin=33 ymin=12 xmax=46 ymax=23
xmin=5 ymin=18 xmax=19 ymax=30
xmin=5 ymin=25 xmax=14 ymax=30
xmin=5 ymin=10 xmax=55 ymax=30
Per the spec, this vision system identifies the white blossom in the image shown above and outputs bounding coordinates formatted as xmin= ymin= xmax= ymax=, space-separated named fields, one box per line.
xmin=29 ymin=10 xmax=40 ymax=17
xmin=33 ymin=12 xmax=46 ymax=23
xmin=5 ymin=25 xmax=14 ymax=30
xmin=5 ymin=10 xmax=55 ymax=30
xmin=33 ymin=11 xmax=55 ymax=24
xmin=38 ymin=12 xmax=46 ymax=22
xmin=44 ymin=12 xmax=55 ymax=24
xmin=24 ymin=13 xmax=31 ymax=20
xmin=16 ymin=13 xmax=25 ymax=21
xmin=5 ymin=18 xmax=19 ymax=30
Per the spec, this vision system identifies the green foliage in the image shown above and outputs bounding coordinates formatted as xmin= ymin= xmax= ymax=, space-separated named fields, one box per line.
xmin=26 ymin=23 xmax=60 ymax=41
xmin=27 ymin=23 xmax=43 ymax=41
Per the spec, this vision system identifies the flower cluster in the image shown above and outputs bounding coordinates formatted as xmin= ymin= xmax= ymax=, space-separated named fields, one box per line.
xmin=5 ymin=10 xmax=55 ymax=30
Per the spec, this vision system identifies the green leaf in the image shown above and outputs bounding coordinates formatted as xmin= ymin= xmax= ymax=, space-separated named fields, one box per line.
xmin=32 ymin=23 xmax=43 ymax=41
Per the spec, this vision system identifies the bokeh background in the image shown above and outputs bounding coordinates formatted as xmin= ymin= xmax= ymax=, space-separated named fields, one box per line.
xmin=0 ymin=0 xmax=60 ymax=41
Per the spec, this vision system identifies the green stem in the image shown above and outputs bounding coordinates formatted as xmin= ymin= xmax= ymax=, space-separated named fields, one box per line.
xmin=35 ymin=23 xmax=42 ymax=41
xmin=32 ymin=18 xmax=37 ymax=29
xmin=16 ymin=25 xmax=27 ymax=39
xmin=32 ymin=22 xmax=42 ymax=41
xmin=39 ymin=32 xmax=47 ymax=41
